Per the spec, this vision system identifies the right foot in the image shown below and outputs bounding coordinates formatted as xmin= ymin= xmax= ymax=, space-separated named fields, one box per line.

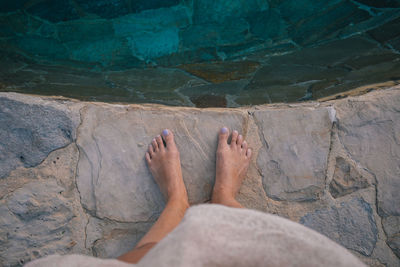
xmin=212 ymin=127 xmax=252 ymax=207
xmin=145 ymin=129 xmax=188 ymax=206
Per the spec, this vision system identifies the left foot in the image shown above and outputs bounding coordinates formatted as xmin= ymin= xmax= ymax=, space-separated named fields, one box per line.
xmin=145 ymin=129 xmax=188 ymax=205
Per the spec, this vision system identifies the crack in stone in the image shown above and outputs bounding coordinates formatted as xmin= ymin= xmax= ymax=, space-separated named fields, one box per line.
xmin=73 ymin=106 xmax=87 ymax=211
xmin=332 ymin=108 xmax=389 ymax=257
xmin=91 ymin=130 xmax=103 ymax=216
xmin=0 ymin=182 xmax=29 ymax=201
xmin=324 ymin=114 xmax=337 ymax=194
xmin=242 ymin=110 xmax=250 ymax=139
xmin=180 ymin=117 xmax=208 ymax=160
xmin=251 ymin=111 xmax=269 ymax=150
xmin=247 ymin=110 xmax=271 ymax=200
xmin=84 ymin=216 xmax=90 ymax=251
xmin=370 ymin=170 xmax=389 ymax=244
xmin=72 ymin=105 xmax=94 ymax=252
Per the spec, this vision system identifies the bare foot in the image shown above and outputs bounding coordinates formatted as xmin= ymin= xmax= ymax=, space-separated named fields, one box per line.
xmin=211 ymin=127 xmax=252 ymax=208
xmin=145 ymin=129 xmax=188 ymax=206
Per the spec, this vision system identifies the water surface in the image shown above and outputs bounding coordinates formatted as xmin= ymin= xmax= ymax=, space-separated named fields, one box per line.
xmin=1 ymin=0 xmax=400 ymax=107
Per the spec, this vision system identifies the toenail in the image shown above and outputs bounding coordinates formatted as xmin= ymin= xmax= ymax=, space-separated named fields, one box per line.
xmin=233 ymin=130 xmax=238 ymax=134
xmin=162 ymin=129 xmax=169 ymax=136
xmin=221 ymin=127 xmax=228 ymax=134
xmin=152 ymin=138 xmax=156 ymax=142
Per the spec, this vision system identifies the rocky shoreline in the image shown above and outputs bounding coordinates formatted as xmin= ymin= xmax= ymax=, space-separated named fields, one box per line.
xmin=0 ymin=87 xmax=399 ymax=266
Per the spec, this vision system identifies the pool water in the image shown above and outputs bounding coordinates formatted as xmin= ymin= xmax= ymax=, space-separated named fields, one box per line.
xmin=1 ymin=0 xmax=400 ymax=107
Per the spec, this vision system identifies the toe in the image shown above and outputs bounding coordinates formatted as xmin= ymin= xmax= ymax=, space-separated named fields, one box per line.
xmin=156 ymin=135 xmax=164 ymax=151
xmin=242 ymin=140 xmax=248 ymax=152
xmin=230 ymin=130 xmax=239 ymax=147
xmin=145 ymin=152 xmax=151 ymax=163
xmin=218 ymin=127 xmax=229 ymax=148
xmin=246 ymin=148 xmax=252 ymax=159
xmin=152 ymin=138 xmax=159 ymax=152
xmin=148 ymin=144 xmax=154 ymax=157
xmin=236 ymin=134 xmax=243 ymax=147
xmin=162 ymin=129 xmax=175 ymax=148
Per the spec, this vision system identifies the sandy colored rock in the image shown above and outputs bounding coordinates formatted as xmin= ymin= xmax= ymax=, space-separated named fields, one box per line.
xmin=85 ymin=216 xmax=153 ymax=258
xmin=334 ymin=89 xmax=400 ymax=217
xmin=76 ymin=103 xmax=247 ymax=222
xmin=0 ymin=88 xmax=399 ymax=266
xmin=0 ymin=144 xmax=87 ymax=266
xmin=329 ymin=156 xmax=370 ymax=198
xmin=300 ymin=197 xmax=378 ymax=256
xmin=254 ymin=106 xmax=334 ymax=201
xmin=0 ymin=94 xmax=80 ymax=178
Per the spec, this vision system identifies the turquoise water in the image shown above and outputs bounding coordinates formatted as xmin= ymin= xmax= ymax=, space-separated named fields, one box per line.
xmin=1 ymin=0 xmax=400 ymax=107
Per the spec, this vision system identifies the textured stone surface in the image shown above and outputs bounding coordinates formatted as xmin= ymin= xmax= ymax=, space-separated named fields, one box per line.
xmin=383 ymin=216 xmax=400 ymax=259
xmin=388 ymin=235 xmax=400 ymax=258
xmin=300 ymin=198 xmax=378 ymax=256
xmin=0 ymin=88 xmax=399 ymax=266
xmin=334 ymin=89 xmax=400 ymax=217
xmin=255 ymin=106 xmax=333 ymax=201
xmin=85 ymin=216 xmax=153 ymax=258
xmin=383 ymin=216 xmax=400 ymax=236
xmin=76 ymin=104 xmax=247 ymax=222
xmin=0 ymin=95 xmax=80 ymax=178
xmin=329 ymin=157 xmax=370 ymax=198
xmin=0 ymin=144 xmax=88 ymax=266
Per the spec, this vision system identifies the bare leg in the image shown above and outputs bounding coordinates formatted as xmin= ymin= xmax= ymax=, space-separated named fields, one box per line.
xmin=118 ymin=129 xmax=189 ymax=264
xmin=211 ymin=127 xmax=252 ymax=208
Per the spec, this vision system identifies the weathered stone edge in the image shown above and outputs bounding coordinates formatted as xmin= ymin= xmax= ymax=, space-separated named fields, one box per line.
xmin=1 ymin=86 xmax=399 ymax=264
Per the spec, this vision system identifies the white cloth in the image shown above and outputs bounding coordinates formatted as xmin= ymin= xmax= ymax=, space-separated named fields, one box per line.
xmin=26 ymin=204 xmax=365 ymax=267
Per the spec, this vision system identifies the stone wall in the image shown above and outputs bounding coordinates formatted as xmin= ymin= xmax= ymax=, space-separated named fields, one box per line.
xmin=0 ymin=88 xmax=399 ymax=266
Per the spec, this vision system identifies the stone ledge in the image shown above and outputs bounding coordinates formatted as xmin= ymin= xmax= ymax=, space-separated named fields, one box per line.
xmin=0 ymin=87 xmax=399 ymax=266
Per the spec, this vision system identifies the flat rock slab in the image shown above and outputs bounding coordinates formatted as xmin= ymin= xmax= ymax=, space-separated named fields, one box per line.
xmin=334 ymin=89 xmax=400 ymax=217
xmin=0 ymin=143 xmax=87 ymax=266
xmin=329 ymin=156 xmax=370 ymax=198
xmin=255 ymin=106 xmax=334 ymax=201
xmin=76 ymin=104 xmax=247 ymax=222
xmin=0 ymin=94 xmax=80 ymax=178
xmin=300 ymin=198 xmax=378 ymax=256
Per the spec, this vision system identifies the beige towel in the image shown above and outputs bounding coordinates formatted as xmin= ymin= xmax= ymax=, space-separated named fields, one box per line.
xmin=26 ymin=204 xmax=365 ymax=267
